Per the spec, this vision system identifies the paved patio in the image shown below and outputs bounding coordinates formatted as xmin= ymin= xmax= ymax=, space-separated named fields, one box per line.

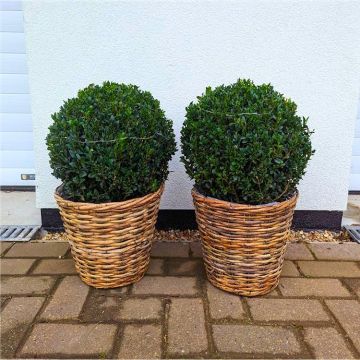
xmin=1 ymin=240 xmax=360 ymax=359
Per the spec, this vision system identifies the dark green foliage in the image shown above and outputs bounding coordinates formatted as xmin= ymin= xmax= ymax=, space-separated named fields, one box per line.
xmin=181 ymin=79 xmax=314 ymax=205
xmin=47 ymin=82 xmax=176 ymax=203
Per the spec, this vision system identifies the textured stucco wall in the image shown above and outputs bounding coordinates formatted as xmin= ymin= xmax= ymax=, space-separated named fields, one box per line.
xmin=24 ymin=0 xmax=360 ymax=210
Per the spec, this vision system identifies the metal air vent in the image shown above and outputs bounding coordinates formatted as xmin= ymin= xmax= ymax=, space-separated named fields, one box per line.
xmin=0 ymin=225 xmax=40 ymax=242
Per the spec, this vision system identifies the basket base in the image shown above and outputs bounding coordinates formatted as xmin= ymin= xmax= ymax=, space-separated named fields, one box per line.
xmin=205 ymin=271 xmax=280 ymax=297
xmin=76 ymin=264 xmax=148 ymax=289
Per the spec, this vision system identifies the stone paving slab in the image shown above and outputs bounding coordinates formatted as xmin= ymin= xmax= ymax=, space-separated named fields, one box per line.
xmin=32 ymin=259 xmax=77 ymax=274
xmin=1 ymin=276 xmax=56 ymax=295
xmin=304 ymin=327 xmax=355 ymax=359
xmin=168 ymin=298 xmax=208 ymax=355
xmin=0 ymin=241 xmax=14 ymax=255
xmin=212 ymin=324 xmax=301 ymax=355
xmin=40 ymin=276 xmax=89 ymax=320
xmin=0 ymin=258 xmax=35 ymax=274
xmin=132 ymin=276 xmax=198 ymax=295
xmin=0 ymin=240 xmax=359 ymax=359
xmin=308 ymin=243 xmax=360 ymax=261
xmin=206 ymin=283 xmax=245 ymax=320
xmin=117 ymin=324 xmax=162 ymax=359
xmin=20 ymin=323 xmax=117 ymax=357
xmin=343 ymin=278 xmax=360 ymax=297
xmin=297 ymin=260 xmax=360 ymax=278
xmin=4 ymin=242 xmax=69 ymax=258
xmin=1 ymin=297 xmax=44 ymax=358
xmin=279 ymin=278 xmax=351 ymax=297
xmin=247 ymin=298 xmax=330 ymax=322
xmin=325 ymin=300 xmax=360 ymax=353
xmin=285 ymin=243 xmax=314 ymax=260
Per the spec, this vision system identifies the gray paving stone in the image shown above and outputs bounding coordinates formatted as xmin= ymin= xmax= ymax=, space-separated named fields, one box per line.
xmin=190 ymin=242 xmax=203 ymax=258
xmin=308 ymin=243 xmax=360 ymax=261
xmin=343 ymin=278 xmax=360 ymax=297
xmin=0 ymin=258 xmax=35 ymax=274
xmin=117 ymin=324 xmax=161 ymax=359
xmin=0 ymin=242 xmax=13 ymax=255
xmin=82 ymin=295 xmax=122 ymax=322
xmin=168 ymin=259 xmax=203 ymax=276
xmin=1 ymin=276 xmax=55 ymax=295
xmin=32 ymin=259 xmax=77 ymax=274
xmin=279 ymin=278 xmax=351 ymax=297
xmin=20 ymin=323 xmax=117 ymax=357
xmin=41 ymin=276 xmax=89 ymax=320
xmin=119 ymin=298 xmax=162 ymax=320
xmin=168 ymin=298 xmax=207 ymax=355
xmin=325 ymin=300 xmax=360 ymax=353
xmin=281 ymin=260 xmax=300 ymax=276
xmin=1 ymin=297 xmax=45 ymax=358
xmin=5 ymin=242 xmax=68 ymax=258
xmin=297 ymin=261 xmax=360 ymax=277
xmin=213 ymin=325 xmax=301 ymax=355
xmin=247 ymin=299 xmax=329 ymax=321
xmin=132 ymin=276 xmax=198 ymax=295
xmin=146 ymin=259 xmax=164 ymax=275
xmin=285 ymin=243 xmax=314 ymax=260
xmin=206 ymin=283 xmax=244 ymax=319
xmin=151 ymin=242 xmax=189 ymax=258
xmin=304 ymin=327 xmax=354 ymax=359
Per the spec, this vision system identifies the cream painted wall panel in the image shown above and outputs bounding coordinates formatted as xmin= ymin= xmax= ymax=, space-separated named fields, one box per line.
xmin=0 ymin=114 xmax=32 ymax=132
xmin=0 ymin=11 xmax=24 ymax=32
xmin=0 ymin=74 xmax=29 ymax=93
xmin=0 ymin=54 xmax=27 ymax=73
xmin=23 ymin=0 xmax=360 ymax=210
xmin=0 ymin=168 xmax=35 ymax=186
xmin=0 ymin=131 xmax=33 ymax=151
xmin=0 ymin=94 xmax=31 ymax=113
xmin=0 ymin=150 xmax=34 ymax=168
xmin=0 ymin=32 xmax=25 ymax=53
xmin=0 ymin=1 xmax=22 ymax=11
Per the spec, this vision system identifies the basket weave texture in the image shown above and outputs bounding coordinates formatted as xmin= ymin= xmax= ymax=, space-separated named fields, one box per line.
xmin=55 ymin=185 xmax=163 ymax=288
xmin=192 ymin=188 xmax=298 ymax=296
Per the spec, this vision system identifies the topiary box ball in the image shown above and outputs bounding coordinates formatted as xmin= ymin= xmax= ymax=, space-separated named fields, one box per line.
xmin=180 ymin=79 xmax=314 ymax=205
xmin=47 ymin=82 xmax=176 ymax=203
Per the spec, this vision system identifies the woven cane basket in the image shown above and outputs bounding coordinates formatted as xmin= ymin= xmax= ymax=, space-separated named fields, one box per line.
xmin=55 ymin=185 xmax=163 ymax=288
xmin=192 ymin=188 xmax=298 ymax=296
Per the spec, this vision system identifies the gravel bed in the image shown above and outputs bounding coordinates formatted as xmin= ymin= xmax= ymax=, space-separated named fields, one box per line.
xmin=41 ymin=229 xmax=352 ymax=243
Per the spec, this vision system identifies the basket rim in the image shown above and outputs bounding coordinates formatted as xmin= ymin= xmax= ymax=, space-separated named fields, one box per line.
xmin=192 ymin=186 xmax=298 ymax=210
xmin=55 ymin=183 xmax=164 ymax=208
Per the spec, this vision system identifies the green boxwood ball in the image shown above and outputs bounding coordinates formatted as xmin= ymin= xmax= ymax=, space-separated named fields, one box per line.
xmin=181 ymin=79 xmax=314 ymax=205
xmin=47 ymin=81 xmax=176 ymax=203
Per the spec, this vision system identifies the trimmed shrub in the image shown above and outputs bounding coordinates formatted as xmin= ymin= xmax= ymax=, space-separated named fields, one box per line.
xmin=47 ymin=82 xmax=176 ymax=203
xmin=181 ymin=79 xmax=314 ymax=205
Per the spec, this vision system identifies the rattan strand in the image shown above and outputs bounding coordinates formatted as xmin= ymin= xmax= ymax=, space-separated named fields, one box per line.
xmin=55 ymin=185 xmax=163 ymax=288
xmin=192 ymin=188 xmax=298 ymax=296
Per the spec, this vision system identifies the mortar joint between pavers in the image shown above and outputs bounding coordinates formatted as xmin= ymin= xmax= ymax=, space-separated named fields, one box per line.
xmin=304 ymin=243 xmax=318 ymax=260
xmin=161 ymin=297 xmax=171 ymax=358
xmin=292 ymin=260 xmax=307 ymax=277
xmin=108 ymin=323 xmax=126 ymax=359
xmin=0 ymin=242 xmax=14 ymax=257
xmin=199 ymin=275 xmax=217 ymax=355
xmin=319 ymin=298 xmax=360 ymax=359
xmin=26 ymin=258 xmax=42 ymax=275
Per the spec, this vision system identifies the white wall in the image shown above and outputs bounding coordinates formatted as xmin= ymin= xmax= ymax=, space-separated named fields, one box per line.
xmin=23 ymin=0 xmax=360 ymax=210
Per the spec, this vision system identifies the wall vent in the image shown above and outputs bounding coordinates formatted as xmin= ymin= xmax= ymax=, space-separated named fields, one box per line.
xmin=0 ymin=225 xmax=40 ymax=242
xmin=343 ymin=225 xmax=360 ymax=244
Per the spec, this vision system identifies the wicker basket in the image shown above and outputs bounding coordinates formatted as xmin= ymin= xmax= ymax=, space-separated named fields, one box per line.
xmin=192 ymin=188 xmax=298 ymax=296
xmin=55 ymin=185 xmax=163 ymax=288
